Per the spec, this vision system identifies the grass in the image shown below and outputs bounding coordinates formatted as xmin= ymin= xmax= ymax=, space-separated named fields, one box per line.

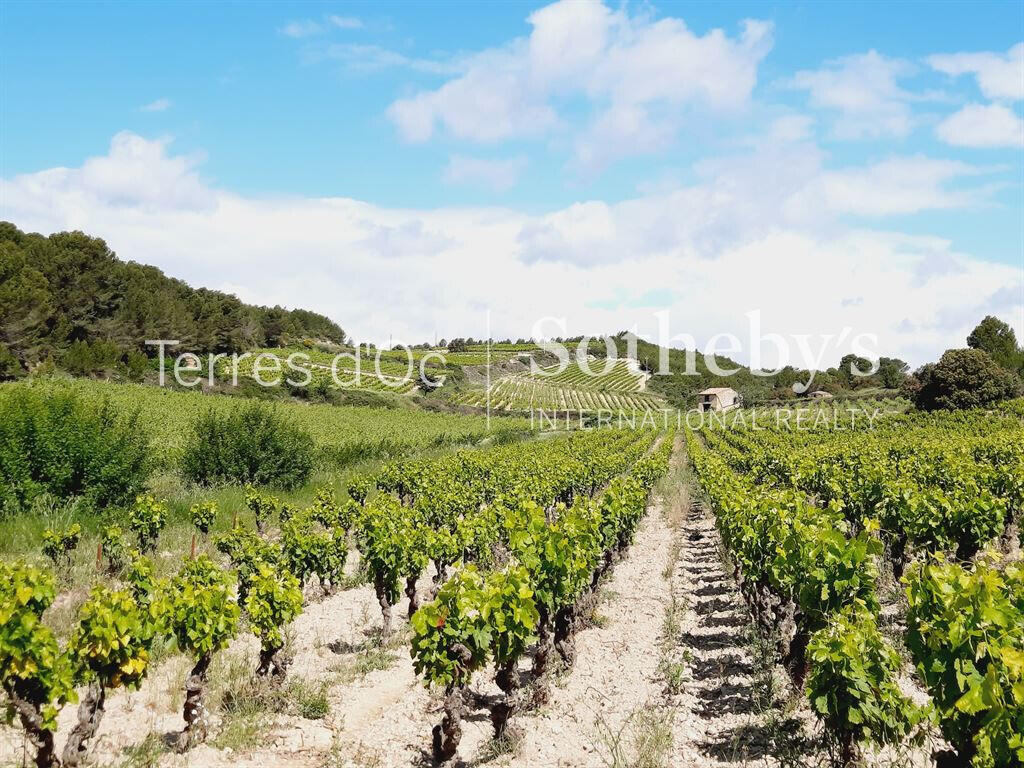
xmin=207 ymin=655 xmax=335 ymax=751
xmin=108 ymin=733 xmax=166 ymax=768
xmin=332 ymin=632 xmax=404 ymax=685
xmin=293 ymin=678 xmax=331 ymax=720
xmin=479 ymin=727 xmax=526 ymax=763
xmin=656 ymin=437 xmax=691 ymax=700
xmin=590 ymin=438 xmax=684 ymax=768
xmin=594 ymin=706 xmax=675 ymax=768
xmin=657 ymin=656 xmax=689 ymax=697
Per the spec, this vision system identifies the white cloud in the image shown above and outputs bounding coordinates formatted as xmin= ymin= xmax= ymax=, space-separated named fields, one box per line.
xmin=516 ymin=150 xmax=996 ymax=267
xmin=328 ymin=15 xmax=363 ymax=30
xmin=387 ymin=0 xmax=772 ymax=164
xmin=318 ymin=44 xmax=459 ymax=75
xmin=1 ymin=132 xmax=1017 ymax=366
xmin=936 ymin=103 xmax=1024 ymax=148
xmin=139 ymin=98 xmax=171 ymax=113
xmin=815 ymin=156 xmax=992 ymax=216
xmin=282 ymin=15 xmax=364 ymax=38
xmin=443 ymin=155 xmax=528 ymax=191
xmin=3 ymin=132 xmax=212 ymax=215
xmin=280 ymin=20 xmax=322 ymax=38
xmin=928 ymin=43 xmax=1024 ymax=101
xmin=356 ymin=220 xmax=454 ymax=259
xmin=387 ymin=44 xmax=562 ymax=143
xmin=765 ymin=115 xmax=815 ymax=143
xmin=788 ymin=51 xmax=916 ymax=138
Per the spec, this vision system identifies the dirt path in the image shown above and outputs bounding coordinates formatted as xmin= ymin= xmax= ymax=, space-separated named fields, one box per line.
xmin=319 ymin=472 xmax=677 ymax=768
xmin=662 ymin=452 xmax=821 ymax=768
xmin=666 ymin=498 xmax=780 ymax=767
xmin=487 ymin=491 xmax=675 ymax=767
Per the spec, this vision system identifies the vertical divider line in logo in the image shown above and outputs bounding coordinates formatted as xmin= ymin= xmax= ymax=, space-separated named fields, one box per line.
xmin=486 ymin=308 xmax=491 ymax=431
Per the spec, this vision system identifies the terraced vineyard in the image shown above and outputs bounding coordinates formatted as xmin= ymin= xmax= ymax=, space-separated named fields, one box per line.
xmin=222 ymin=346 xmax=423 ymax=394
xmin=451 ymin=359 xmax=665 ymax=412
xmin=222 ymin=344 xmax=557 ymax=395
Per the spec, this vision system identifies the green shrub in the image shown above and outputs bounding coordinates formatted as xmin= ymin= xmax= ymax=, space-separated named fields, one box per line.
xmin=0 ymin=343 xmax=23 ymax=381
xmin=912 ymin=348 xmax=1023 ymax=412
xmin=181 ymin=403 xmax=314 ymax=490
xmin=0 ymin=384 xmax=150 ymax=516
xmin=244 ymin=562 xmax=303 ymax=679
xmin=123 ymin=553 xmax=158 ymax=605
xmin=165 ymin=555 xmax=240 ymax=749
xmin=63 ymin=585 xmax=161 ymax=766
xmin=905 ymin=557 xmax=1024 ymax=768
xmin=214 ymin=526 xmax=279 ymax=602
xmin=806 ymin=606 xmax=918 ymax=766
xmin=244 ymin=487 xmax=279 ymax=533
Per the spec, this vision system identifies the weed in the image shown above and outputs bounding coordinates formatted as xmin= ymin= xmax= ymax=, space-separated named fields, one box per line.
xmin=111 ymin=733 xmax=166 ymax=768
xmin=594 ymin=705 xmax=674 ymax=768
xmin=291 ymin=678 xmax=330 ymax=720
xmin=479 ymin=727 xmax=525 ymax=762
xmin=657 ymin=658 xmax=688 ymax=696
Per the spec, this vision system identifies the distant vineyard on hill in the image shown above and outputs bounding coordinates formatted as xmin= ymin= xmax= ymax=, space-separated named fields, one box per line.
xmin=451 ymin=359 xmax=666 ymax=412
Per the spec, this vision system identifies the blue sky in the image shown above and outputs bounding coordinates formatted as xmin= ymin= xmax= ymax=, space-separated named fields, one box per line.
xmin=1 ymin=1 xmax=1022 ymax=363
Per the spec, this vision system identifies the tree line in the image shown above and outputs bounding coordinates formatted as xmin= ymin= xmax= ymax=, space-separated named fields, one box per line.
xmin=0 ymin=221 xmax=345 ymax=380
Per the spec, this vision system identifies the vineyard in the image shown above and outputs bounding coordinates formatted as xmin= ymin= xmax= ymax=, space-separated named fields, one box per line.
xmin=222 ymin=347 xmax=424 ymax=394
xmin=221 ymin=346 xmax=667 ymax=414
xmin=3 ymin=371 xmax=1024 ymax=767
xmin=687 ymin=406 xmax=1024 ymax=767
xmin=1 ymin=378 xmax=528 ymax=471
xmin=1 ymin=425 xmax=674 ymax=767
xmin=3 ymin=2 xmax=1021 ymax=764
xmin=227 ymin=343 xmax=550 ymax=388
xmin=452 ymin=359 xmax=665 ymax=412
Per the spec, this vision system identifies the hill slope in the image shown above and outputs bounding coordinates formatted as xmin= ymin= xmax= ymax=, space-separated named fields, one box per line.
xmin=0 ymin=221 xmax=345 ymax=377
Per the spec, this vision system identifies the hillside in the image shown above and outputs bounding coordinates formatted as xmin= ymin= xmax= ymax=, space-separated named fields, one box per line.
xmin=0 ymin=222 xmax=345 ymax=378
xmin=600 ymin=333 xmax=908 ymax=407
xmin=451 ymin=358 xmax=666 ymax=412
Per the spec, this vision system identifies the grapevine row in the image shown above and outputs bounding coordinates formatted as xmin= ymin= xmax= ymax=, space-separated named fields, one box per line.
xmin=2 ymin=428 xmax=670 ymax=767
xmin=689 ymin=406 xmax=1024 ymax=768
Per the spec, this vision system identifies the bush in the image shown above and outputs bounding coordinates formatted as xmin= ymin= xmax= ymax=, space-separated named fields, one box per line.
xmin=181 ymin=402 xmax=314 ymax=490
xmin=911 ymin=348 xmax=1023 ymax=412
xmin=244 ymin=562 xmax=303 ymax=679
xmin=41 ymin=523 xmax=82 ymax=571
xmin=100 ymin=525 xmax=131 ymax=574
xmin=0 ymin=384 xmax=150 ymax=516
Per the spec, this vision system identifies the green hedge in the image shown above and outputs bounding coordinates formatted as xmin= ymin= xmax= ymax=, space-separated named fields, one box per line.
xmin=0 ymin=384 xmax=150 ymax=515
